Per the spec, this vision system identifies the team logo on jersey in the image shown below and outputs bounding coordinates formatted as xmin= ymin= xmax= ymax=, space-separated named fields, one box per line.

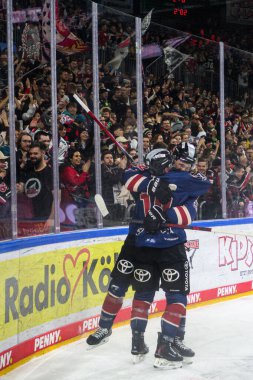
xmin=162 ymin=268 xmax=180 ymax=282
xmin=136 ymin=228 xmax=144 ymax=236
xmin=25 ymin=178 xmax=41 ymax=198
xmin=134 ymin=269 xmax=151 ymax=282
xmin=117 ymin=260 xmax=134 ymax=274
xmin=190 ymin=172 xmax=207 ymax=181
xmin=110 ymin=284 xmax=120 ymax=292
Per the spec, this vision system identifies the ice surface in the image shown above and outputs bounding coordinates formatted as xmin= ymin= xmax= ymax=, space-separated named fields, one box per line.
xmin=3 ymin=295 xmax=253 ymax=380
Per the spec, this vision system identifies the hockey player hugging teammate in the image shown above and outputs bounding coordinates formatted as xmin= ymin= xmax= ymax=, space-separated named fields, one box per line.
xmin=87 ymin=149 xmax=210 ymax=369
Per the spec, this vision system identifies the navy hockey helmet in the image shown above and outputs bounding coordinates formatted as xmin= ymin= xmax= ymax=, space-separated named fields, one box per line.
xmin=145 ymin=148 xmax=173 ymax=176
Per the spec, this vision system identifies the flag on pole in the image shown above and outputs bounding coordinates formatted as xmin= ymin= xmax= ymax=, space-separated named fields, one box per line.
xmin=21 ymin=23 xmax=41 ymax=63
xmin=117 ymin=36 xmax=131 ymax=49
xmin=105 ymin=46 xmax=129 ymax=73
xmin=162 ymin=35 xmax=190 ymax=75
xmin=164 ymin=35 xmax=190 ymax=49
xmin=142 ymin=43 xmax=162 ymax=59
xmin=163 ymin=45 xmax=189 ymax=75
xmin=42 ymin=0 xmax=89 ymax=56
xmin=141 ymin=8 xmax=154 ymax=35
xmin=105 ymin=8 xmax=154 ymax=72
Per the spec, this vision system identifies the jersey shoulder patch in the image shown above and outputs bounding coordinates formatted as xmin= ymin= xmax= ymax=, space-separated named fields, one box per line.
xmin=190 ymin=172 xmax=207 ymax=181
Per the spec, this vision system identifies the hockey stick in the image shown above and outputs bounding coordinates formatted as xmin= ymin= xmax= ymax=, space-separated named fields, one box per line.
xmin=95 ymin=194 xmax=252 ymax=237
xmin=94 ymin=184 xmax=177 ymax=218
xmin=95 ymin=193 xmax=213 ymax=231
xmin=73 ymin=94 xmax=133 ymax=161
xmin=94 ymin=194 xmax=109 ymax=217
xmin=130 ymin=219 xmax=253 ymax=237
xmin=132 ymin=219 xmax=214 ymax=232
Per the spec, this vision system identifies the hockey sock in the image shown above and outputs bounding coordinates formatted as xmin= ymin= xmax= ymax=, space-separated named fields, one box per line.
xmin=161 ymin=303 xmax=186 ymax=339
xmin=130 ymin=299 xmax=151 ymax=333
xmin=99 ymin=293 xmax=124 ymax=329
xmin=176 ymin=313 xmax=186 ymax=340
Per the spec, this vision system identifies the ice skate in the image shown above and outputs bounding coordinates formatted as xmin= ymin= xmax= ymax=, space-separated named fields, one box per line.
xmin=131 ymin=330 xmax=149 ymax=364
xmin=154 ymin=332 xmax=183 ymax=369
xmin=86 ymin=327 xmax=112 ymax=349
xmin=173 ymin=336 xmax=195 ymax=364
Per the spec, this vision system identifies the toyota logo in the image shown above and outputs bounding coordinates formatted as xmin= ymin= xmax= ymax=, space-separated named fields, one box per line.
xmin=162 ymin=268 xmax=180 ymax=282
xmin=134 ymin=269 xmax=151 ymax=282
xmin=136 ymin=227 xmax=144 ymax=236
xmin=117 ymin=260 xmax=134 ymax=274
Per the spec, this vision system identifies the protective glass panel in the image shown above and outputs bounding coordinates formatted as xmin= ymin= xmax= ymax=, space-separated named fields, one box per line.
xmin=143 ymin=20 xmax=221 ymax=221
xmin=57 ymin=0 xmax=96 ymax=232
xmin=0 ymin=3 xmax=11 ymax=240
xmin=97 ymin=3 xmax=137 ymax=227
xmin=11 ymin=0 xmax=54 ymax=237
xmin=224 ymin=46 xmax=253 ymax=219
xmin=4 ymin=1 xmax=252 ymax=242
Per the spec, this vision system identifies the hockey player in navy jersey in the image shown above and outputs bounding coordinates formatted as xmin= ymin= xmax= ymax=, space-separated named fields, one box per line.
xmin=124 ymin=150 xmax=209 ymax=249
xmin=87 ymin=149 xmax=210 ymax=369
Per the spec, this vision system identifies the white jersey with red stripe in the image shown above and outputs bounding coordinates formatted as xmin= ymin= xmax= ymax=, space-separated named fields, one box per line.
xmin=124 ymin=167 xmax=210 ymax=248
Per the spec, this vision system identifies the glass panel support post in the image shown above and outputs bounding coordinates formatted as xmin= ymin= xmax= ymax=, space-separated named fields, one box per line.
xmin=135 ymin=17 xmax=144 ymax=164
xmin=50 ymin=0 xmax=60 ymax=233
xmin=7 ymin=0 xmax=17 ymax=239
xmin=92 ymin=2 xmax=103 ymax=228
xmin=219 ymin=42 xmax=227 ymax=219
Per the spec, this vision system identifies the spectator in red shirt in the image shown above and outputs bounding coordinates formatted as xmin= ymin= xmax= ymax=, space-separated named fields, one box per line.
xmin=60 ymin=149 xmax=91 ymax=229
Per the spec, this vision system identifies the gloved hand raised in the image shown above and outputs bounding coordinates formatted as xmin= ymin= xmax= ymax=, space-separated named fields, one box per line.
xmin=147 ymin=177 xmax=173 ymax=204
xmin=143 ymin=205 xmax=166 ymax=234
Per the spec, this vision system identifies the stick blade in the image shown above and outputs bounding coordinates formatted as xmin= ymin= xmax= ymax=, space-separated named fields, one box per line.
xmin=95 ymin=194 xmax=109 ymax=217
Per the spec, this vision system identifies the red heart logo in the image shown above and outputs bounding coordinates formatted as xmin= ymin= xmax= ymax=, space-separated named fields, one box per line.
xmin=63 ymin=248 xmax=90 ymax=304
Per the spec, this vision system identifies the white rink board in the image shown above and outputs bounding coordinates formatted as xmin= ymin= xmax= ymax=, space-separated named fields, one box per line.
xmin=185 ymin=228 xmax=253 ymax=292
xmin=0 ymin=222 xmax=253 ymax=374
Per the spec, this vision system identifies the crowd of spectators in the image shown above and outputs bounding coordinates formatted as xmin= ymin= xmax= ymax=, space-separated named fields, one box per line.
xmin=0 ymin=3 xmax=253 ymax=240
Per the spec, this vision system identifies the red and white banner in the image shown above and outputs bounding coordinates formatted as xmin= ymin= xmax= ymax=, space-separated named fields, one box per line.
xmin=42 ymin=0 xmax=88 ymax=55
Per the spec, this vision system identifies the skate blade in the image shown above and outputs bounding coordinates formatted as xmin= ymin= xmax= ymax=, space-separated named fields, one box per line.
xmin=153 ymin=358 xmax=183 ymax=369
xmin=86 ymin=337 xmax=110 ymax=350
xmin=132 ymin=354 xmax=146 ymax=364
xmin=182 ymin=356 xmax=194 ymax=365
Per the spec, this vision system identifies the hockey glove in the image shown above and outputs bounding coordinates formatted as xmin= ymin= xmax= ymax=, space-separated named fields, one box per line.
xmin=143 ymin=205 xmax=167 ymax=234
xmin=147 ymin=177 xmax=173 ymax=204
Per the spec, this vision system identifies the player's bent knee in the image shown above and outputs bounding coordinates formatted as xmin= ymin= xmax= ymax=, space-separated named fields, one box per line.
xmin=165 ymin=293 xmax=187 ymax=307
xmin=134 ymin=290 xmax=156 ymax=303
xmin=108 ymin=279 xmax=129 ymax=297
